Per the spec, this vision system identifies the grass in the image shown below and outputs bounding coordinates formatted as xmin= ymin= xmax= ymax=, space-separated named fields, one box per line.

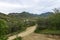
xmin=35 ymin=29 xmax=60 ymax=35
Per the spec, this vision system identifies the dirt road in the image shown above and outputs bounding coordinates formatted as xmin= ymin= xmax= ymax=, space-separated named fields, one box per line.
xmin=7 ymin=25 xmax=59 ymax=40
xmin=22 ymin=33 xmax=59 ymax=40
xmin=7 ymin=25 xmax=37 ymax=40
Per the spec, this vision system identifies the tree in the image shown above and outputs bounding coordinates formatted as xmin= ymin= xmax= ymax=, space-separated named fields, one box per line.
xmin=0 ymin=19 xmax=8 ymax=36
xmin=48 ymin=12 xmax=60 ymax=30
xmin=53 ymin=8 xmax=60 ymax=13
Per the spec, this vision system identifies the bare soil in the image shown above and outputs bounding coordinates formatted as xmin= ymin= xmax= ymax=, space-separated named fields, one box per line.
xmin=22 ymin=33 xmax=60 ymax=40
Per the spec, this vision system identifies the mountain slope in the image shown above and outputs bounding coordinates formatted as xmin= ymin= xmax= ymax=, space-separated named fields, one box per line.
xmin=8 ymin=12 xmax=38 ymax=19
xmin=39 ymin=12 xmax=54 ymax=17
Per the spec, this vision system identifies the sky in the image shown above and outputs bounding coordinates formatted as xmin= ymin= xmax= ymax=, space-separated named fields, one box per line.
xmin=0 ymin=0 xmax=60 ymax=14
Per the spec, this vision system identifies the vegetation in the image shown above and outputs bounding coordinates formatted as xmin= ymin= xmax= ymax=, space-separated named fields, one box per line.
xmin=0 ymin=36 xmax=8 ymax=40
xmin=0 ymin=12 xmax=36 ymax=40
xmin=35 ymin=9 xmax=60 ymax=35
xmin=13 ymin=37 xmax=22 ymax=40
xmin=0 ymin=19 xmax=8 ymax=40
xmin=0 ymin=8 xmax=60 ymax=40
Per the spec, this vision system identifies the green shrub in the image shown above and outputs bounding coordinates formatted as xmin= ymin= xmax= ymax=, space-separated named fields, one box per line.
xmin=13 ymin=37 xmax=22 ymax=40
xmin=0 ymin=19 xmax=8 ymax=36
xmin=0 ymin=36 xmax=8 ymax=40
xmin=35 ymin=12 xmax=60 ymax=34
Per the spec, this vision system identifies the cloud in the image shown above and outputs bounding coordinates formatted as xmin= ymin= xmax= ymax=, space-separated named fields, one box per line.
xmin=0 ymin=0 xmax=60 ymax=14
xmin=0 ymin=2 xmax=32 ymax=13
xmin=0 ymin=2 xmax=32 ymax=8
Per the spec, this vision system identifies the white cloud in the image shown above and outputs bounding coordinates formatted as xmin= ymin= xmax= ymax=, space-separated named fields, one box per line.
xmin=0 ymin=2 xmax=31 ymax=8
xmin=0 ymin=0 xmax=60 ymax=14
xmin=33 ymin=0 xmax=40 ymax=3
xmin=0 ymin=2 xmax=32 ymax=13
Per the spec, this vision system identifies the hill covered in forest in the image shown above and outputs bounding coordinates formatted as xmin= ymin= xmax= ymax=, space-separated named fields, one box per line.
xmin=0 ymin=11 xmax=54 ymax=20
xmin=39 ymin=12 xmax=54 ymax=17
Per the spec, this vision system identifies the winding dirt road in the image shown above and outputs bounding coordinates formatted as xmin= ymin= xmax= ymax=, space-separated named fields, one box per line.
xmin=7 ymin=25 xmax=37 ymax=40
xmin=7 ymin=25 xmax=59 ymax=40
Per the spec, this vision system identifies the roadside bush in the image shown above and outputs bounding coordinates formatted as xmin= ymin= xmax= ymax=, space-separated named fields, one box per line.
xmin=0 ymin=36 xmax=8 ymax=40
xmin=0 ymin=19 xmax=8 ymax=36
xmin=13 ymin=37 xmax=22 ymax=40
xmin=35 ymin=12 xmax=60 ymax=34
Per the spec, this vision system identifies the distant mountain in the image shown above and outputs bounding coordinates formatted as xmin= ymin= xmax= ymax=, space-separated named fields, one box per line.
xmin=0 ymin=12 xmax=11 ymax=21
xmin=0 ymin=11 xmax=54 ymax=20
xmin=8 ymin=12 xmax=38 ymax=19
xmin=39 ymin=12 xmax=54 ymax=17
xmin=8 ymin=12 xmax=54 ymax=19
xmin=0 ymin=12 xmax=6 ymax=16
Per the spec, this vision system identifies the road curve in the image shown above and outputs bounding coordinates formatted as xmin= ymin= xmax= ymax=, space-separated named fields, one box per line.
xmin=7 ymin=25 xmax=37 ymax=40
